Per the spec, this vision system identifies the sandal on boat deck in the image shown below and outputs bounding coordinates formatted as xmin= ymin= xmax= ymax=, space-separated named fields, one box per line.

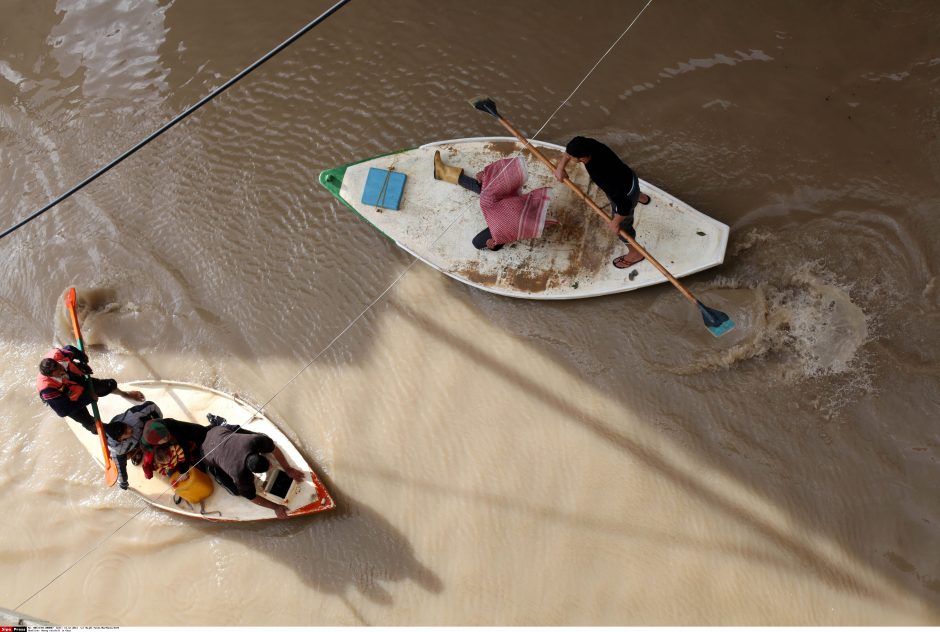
xmin=613 ymin=253 xmax=644 ymax=269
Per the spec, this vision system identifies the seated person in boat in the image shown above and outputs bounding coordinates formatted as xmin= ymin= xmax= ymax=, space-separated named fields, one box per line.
xmin=553 ymin=136 xmax=651 ymax=269
xmin=139 ymin=418 xmax=209 ymax=479
xmin=433 ymin=151 xmax=558 ymax=251
xmin=36 ymin=345 xmax=144 ymax=435
xmin=105 ymin=401 xmax=163 ymax=490
xmin=200 ymin=421 xmax=305 ymax=520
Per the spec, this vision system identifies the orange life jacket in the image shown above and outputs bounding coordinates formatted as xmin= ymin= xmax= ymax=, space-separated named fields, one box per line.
xmin=35 ymin=373 xmax=84 ymax=402
xmin=36 ymin=348 xmax=87 ymax=402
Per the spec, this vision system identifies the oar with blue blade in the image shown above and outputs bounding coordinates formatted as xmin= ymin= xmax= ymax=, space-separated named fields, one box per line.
xmin=470 ymin=96 xmax=735 ymax=337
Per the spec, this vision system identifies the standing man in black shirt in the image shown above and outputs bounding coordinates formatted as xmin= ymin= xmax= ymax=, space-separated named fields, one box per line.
xmin=553 ymin=136 xmax=650 ymax=269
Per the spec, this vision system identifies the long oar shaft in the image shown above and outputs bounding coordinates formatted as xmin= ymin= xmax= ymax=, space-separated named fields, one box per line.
xmin=65 ymin=289 xmax=117 ymax=486
xmin=490 ymin=116 xmax=698 ymax=305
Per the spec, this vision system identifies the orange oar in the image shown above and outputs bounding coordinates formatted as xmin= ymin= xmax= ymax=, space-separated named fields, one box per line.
xmin=470 ymin=96 xmax=735 ymax=337
xmin=64 ymin=288 xmax=118 ymax=487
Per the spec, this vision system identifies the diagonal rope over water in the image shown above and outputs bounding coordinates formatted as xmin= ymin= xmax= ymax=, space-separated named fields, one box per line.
xmin=258 ymin=0 xmax=657 ymax=410
xmin=15 ymin=0 xmax=654 ymax=612
xmin=531 ymin=0 xmax=654 ymax=141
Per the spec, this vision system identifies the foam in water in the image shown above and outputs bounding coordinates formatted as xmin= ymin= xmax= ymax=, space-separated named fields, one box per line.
xmin=783 ymin=264 xmax=870 ymax=377
xmin=641 ymin=262 xmax=872 ymax=393
xmin=55 ymin=286 xmax=118 ymax=347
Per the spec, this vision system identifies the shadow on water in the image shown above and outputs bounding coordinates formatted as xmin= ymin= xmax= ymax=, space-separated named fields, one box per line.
xmin=379 ymin=293 xmax=934 ymax=614
xmin=50 ymin=253 xmax=940 ymax=620
xmin=190 ymin=488 xmax=442 ymax=625
xmin=92 ymin=353 xmax=441 ymax=624
xmin=342 ymin=463 xmax=802 ymax=574
xmin=7 ymin=0 xmax=940 ymax=623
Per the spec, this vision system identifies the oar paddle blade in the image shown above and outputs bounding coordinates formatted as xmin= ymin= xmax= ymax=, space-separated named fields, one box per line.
xmin=697 ymin=301 xmax=735 ymax=337
xmin=105 ymin=465 xmax=118 ymax=487
xmin=95 ymin=416 xmax=118 ymax=488
xmin=65 ymin=287 xmax=83 ymax=343
xmin=469 ymin=96 xmax=500 ymax=118
xmin=101 ymin=430 xmax=117 ymax=487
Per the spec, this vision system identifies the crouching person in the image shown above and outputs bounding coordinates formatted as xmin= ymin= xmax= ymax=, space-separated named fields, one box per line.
xmin=105 ymin=401 xmax=162 ymax=490
xmin=200 ymin=423 xmax=304 ymax=519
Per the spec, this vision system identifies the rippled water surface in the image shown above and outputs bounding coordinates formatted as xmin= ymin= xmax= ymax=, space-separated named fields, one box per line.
xmin=1 ymin=0 xmax=939 ymax=625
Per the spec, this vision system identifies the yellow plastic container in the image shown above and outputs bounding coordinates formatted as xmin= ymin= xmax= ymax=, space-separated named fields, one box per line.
xmin=171 ymin=468 xmax=214 ymax=503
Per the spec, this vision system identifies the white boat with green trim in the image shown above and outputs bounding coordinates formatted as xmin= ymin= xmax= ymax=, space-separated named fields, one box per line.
xmin=320 ymin=137 xmax=729 ymax=300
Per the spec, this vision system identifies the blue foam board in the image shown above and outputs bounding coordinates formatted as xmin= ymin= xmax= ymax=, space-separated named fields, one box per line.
xmin=361 ymin=168 xmax=406 ymax=210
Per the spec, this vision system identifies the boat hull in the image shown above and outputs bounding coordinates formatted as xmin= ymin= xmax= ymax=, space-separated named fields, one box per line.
xmin=320 ymin=137 xmax=729 ymax=299
xmin=71 ymin=381 xmax=335 ymax=522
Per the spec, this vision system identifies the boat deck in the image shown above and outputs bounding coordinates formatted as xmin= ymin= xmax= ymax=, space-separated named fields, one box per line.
xmin=320 ymin=137 xmax=728 ymax=300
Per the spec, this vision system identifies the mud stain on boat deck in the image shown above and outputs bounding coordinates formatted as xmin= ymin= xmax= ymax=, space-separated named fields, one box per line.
xmin=442 ymin=140 xmax=624 ymax=295
xmin=454 ymin=197 xmax=619 ymax=295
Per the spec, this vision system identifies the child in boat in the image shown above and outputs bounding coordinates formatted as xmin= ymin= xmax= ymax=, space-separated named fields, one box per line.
xmin=433 ymin=151 xmax=557 ymax=251
xmin=139 ymin=418 xmax=208 ymax=479
xmin=36 ymin=345 xmax=144 ymax=435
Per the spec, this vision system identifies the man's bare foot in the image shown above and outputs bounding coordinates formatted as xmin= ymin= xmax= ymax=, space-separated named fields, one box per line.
xmin=639 ymin=193 xmax=651 ymax=205
xmin=122 ymin=390 xmax=145 ymax=402
xmin=613 ymin=252 xmax=645 ymax=269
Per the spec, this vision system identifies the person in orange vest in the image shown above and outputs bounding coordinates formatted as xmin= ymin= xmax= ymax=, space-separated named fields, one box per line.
xmin=36 ymin=345 xmax=144 ymax=435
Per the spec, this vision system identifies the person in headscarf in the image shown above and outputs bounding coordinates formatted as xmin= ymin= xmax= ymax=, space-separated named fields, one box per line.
xmin=139 ymin=418 xmax=208 ymax=479
xmin=152 ymin=443 xmax=187 ymax=479
xmin=433 ymin=150 xmax=558 ymax=251
xmin=553 ymin=136 xmax=651 ymax=269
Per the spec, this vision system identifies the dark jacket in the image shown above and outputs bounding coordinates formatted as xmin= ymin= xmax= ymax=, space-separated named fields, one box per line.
xmin=200 ymin=425 xmax=274 ymax=500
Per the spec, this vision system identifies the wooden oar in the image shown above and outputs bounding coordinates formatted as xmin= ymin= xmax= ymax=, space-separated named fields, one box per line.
xmin=470 ymin=96 xmax=735 ymax=337
xmin=64 ymin=288 xmax=118 ymax=486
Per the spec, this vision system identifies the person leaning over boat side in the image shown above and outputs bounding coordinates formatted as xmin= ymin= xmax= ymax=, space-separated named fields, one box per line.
xmin=553 ymin=136 xmax=651 ymax=269
xmin=105 ymin=400 xmax=163 ymax=490
xmin=36 ymin=345 xmax=144 ymax=435
xmin=433 ymin=150 xmax=558 ymax=251
xmin=199 ymin=423 xmax=304 ymax=520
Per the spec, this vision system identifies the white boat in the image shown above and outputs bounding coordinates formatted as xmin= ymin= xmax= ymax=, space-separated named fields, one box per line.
xmin=69 ymin=381 xmax=335 ymax=522
xmin=320 ymin=137 xmax=729 ymax=300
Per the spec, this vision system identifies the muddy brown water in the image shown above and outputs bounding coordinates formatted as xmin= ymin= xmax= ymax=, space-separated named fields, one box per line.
xmin=1 ymin=0 xmax=939 ymax=625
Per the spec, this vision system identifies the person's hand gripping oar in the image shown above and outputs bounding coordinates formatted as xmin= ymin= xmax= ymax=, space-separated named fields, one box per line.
xmin=469 ymin=96 xmax=735 ymax=337
xmin=64 ymin=288 xmax=119 ymax=486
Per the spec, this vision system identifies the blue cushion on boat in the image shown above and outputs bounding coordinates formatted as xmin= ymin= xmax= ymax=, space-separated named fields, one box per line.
xmin=361 ymin=168 xmax=406 ymax=210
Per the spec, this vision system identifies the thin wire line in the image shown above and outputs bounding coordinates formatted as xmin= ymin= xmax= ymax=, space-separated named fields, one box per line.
xmin=16 ymin=504 xmax=149 ymax=610
xmin=531 ymin=0 xmax=655 ymax=141
xmin=436 ymin=0 xmax=656 ymax=243
xmin=253 ymin=177 xmax=474 ymax=413
xmin=15 ymin=0 xmax=655 ymax=612
xmin=0 ymin=0 xmax=354 ymax=241
xmin=257 ymin=259 xmax=419 ymax=411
